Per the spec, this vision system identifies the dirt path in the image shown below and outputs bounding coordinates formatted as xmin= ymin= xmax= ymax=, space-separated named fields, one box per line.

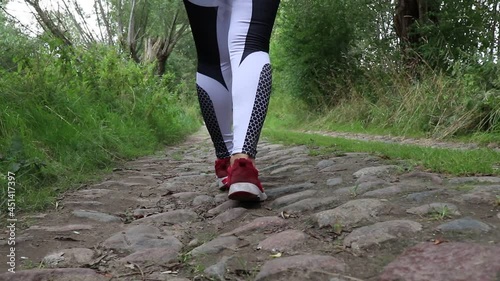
xmin=1 ymin=128 xmax=499 ymax=281
xmin=307 ymin=130 xmax=499 ymax=151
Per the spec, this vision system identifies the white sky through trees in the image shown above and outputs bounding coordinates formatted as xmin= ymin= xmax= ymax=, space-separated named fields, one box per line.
xmin=5 ymin=0 xmax=98 ymax=36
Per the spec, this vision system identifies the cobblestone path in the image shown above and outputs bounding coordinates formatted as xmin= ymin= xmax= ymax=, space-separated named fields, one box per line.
xmin=1 ymin=128 xmax=499 ymax=281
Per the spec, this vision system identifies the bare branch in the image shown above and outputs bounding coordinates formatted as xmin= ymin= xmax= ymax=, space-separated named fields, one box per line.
xmin=24 ymin=0 xmax=73 ymax=46
xmin=0 ymin=5 xmax=39 ymax=36
xmin=93 ymin=1 xmax=106 ymax=43
xmin=115 ymin=0 xmax=127 ymax=51
xmin=61 ymin=0 xmax=91 ymax=46
xmin=72 ymin=0 xmax=97 ymax=43
xmin=96 ymin=0 xmax=113 ymax=45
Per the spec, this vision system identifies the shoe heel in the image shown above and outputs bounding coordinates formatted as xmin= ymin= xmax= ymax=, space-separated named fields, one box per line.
xmin=228 ymin=183 xmax=267 ymax=202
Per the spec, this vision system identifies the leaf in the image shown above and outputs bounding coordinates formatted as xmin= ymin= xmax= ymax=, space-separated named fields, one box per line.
xmin=279 ymin=211 xmax=290 ymax=219
xmin=332 ymin=223 xmax=343 ymax=235
xmin=270 ymin=253 xmax=282 ymax=258
xmin=11 ymin=162 xmax=21 ymax=173
xmin=433 ymin=238 xmax=448 ymax=245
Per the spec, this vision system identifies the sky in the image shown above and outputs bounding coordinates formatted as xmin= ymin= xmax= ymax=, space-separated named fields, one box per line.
xmin=4 ymin=0 xmax=98 ymax=35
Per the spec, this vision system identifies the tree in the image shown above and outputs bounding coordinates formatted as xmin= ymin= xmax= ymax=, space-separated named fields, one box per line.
xmin=273 ymin=0 xmax=358 ymax=105
xmin=22 ymin=0 xmax=190 ymax=76
xmin=0 ymin=3 xmax=38 ymax=71
xmin=393 ymin=0 xmax=500 ymax=69
xmin=113 ymin=0 xmax=189 ymax=75
xmin=393 ymin=0 xmax=440 ymax=70
xmin=394 ymin=0 xmax=440 ymax=45
xmin=24 ymin=0 xmax=74 ymax=46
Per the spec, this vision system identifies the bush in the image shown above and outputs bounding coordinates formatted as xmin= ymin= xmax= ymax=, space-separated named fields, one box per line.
xmin=0 ymin=45 xmax=199 ymax=212
xmin=272 ymin=0 xmax=359 ymax=106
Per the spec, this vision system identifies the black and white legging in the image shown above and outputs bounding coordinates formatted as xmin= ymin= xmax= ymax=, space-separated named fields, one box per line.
xmin=183 ymin=0 xmax=280 ymax=159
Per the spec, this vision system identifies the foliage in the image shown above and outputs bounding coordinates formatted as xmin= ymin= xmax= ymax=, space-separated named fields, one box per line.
xmin=271 ymin=0 xmax=500 ymax=137
xmin=0 ymin=9 xmax=38 ymax=71
xmin=272 ymin=0 xmax=359 ymax=106
xmin=18 ymin=0 xmax=190 ymax=76
xmin=267 ymin=59 xmax=500 ymax=142
xmin=0 ymin=43 xmax=199 ymax=212
xmin=109 ymin=0 xmax=190 ymax=66
xmin=413 ymin=0 xmax=498 ymax=70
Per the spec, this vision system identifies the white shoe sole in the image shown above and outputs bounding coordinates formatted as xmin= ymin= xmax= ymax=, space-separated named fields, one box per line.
xmin=228 ymin=183 xmax=267 ymax=202
xmin=217 ymin=177 xmax=228 ymax=190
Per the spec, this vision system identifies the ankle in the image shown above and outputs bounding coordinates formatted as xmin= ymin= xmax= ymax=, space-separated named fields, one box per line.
xmin=230 ymin=154 xmax=255 ymax=166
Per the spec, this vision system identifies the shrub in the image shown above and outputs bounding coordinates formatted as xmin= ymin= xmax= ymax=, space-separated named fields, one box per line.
xmin=0 ymin=45 xmax=199 ymax=212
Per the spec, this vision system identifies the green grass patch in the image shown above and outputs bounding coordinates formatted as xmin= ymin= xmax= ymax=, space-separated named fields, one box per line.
xmin=0 ymin=46 xmax=200 ymax=215
xmin=267 ymin=55 xmax=500 ymax=146
xmin=262 ymin=129 xmax=499 ymax=176
xmin=266 ymin=88 xmax=499 ymax=145
xmin=429 ymin=206 xmax=453 ymax=221
xmin=453 ymin=185 xmax=476 ymax=192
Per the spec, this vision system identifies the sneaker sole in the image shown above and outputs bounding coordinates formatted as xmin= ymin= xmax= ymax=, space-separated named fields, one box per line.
xmin=217 ymin=177 xmax=229 ymax=191
xmin=228 ymin=183 xmax=267 ymax=202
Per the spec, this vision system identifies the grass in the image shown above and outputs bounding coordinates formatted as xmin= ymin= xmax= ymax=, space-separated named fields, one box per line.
xmin=232 ymin=257 xmax=260 ymax=281
xmin=20 ymin=259 xmax=44 ymax=270
xmin=170 ymin=151 xmax=184 ymax=161
xmin=430 ymin=206 xmax=452 ymax=221
xmin=262 ymin=129 xmax=500 ymax=176
xmin=0 ymin=47 xmax=201 ymax=216
xmin=266 ymin=58 xmax=500 ymax=147
xmin=453 ymin=185 xmax=476 ymax=192
xmin=351 ymin=184 xmax=360 ymax=197
xmin=179 ymin=252 xmax=193 ymax=265
xmin=332 ymin=223 xmax=343 ymax=235
xmin=266 ymin=91 xmax=499 ymax=147
xmin=264 ymin=83 xmax=499 ymax=177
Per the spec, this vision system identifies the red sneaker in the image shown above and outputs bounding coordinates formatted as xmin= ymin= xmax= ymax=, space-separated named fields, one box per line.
xmin=215 ymin=158 xmax=230 ymax=190
xmin=227 ymin=158 xmax=267 ymax=202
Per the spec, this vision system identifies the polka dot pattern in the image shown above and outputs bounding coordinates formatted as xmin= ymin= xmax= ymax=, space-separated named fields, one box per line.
xmin=197 ymin=85 xmax=231 ymax=159
xmin=242 ymin=64 xmax=272 ymax=158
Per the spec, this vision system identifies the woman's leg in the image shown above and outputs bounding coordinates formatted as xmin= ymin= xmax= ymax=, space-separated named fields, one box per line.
xmin=183 ymin=0 xmax=234 ymax=189
xmin=226 ymin=0 xmax=280 ymax=201
xmin=183 ymin=0 xmax=233 ymax=160
xmin=228 ymin=0 xmax=280 ymax=160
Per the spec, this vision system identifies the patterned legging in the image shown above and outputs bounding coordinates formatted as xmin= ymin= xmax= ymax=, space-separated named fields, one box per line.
xmin=183 ymin=0 xmax=280 ymax=159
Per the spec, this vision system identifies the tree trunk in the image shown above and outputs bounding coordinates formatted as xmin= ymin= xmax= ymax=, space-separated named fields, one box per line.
xmin=156 ymin=55 xmax=167 ymax=77
xmin=394 ymin=0 xmax=420 ymax=44
xmin=394 ymin=0 xmax=440 ymax=68
xmin=127 ymin=0 xmax=140 ymax=63
xmin=491 ymin=1 xmax=498 ymax=60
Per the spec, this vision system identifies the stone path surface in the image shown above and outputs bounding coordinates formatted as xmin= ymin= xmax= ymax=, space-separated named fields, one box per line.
xmin=1 ymin=128 xmax=499 ymax=281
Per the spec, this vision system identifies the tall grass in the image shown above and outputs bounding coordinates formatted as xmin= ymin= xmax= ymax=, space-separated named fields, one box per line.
xmin=267 ymin=59 xmax=500 ymax=144
xmin=264 ymin=62 xmax=500 ymax=175
xmin=0 ymin=46 xmax=200 ymax=213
